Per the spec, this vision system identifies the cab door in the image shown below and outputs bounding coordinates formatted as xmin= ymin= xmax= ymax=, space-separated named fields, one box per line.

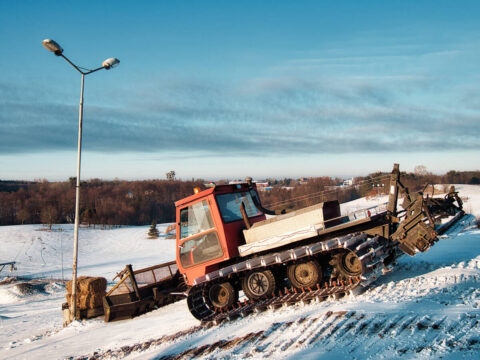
xmin=176 ymin=199 xmax=224 ymax=284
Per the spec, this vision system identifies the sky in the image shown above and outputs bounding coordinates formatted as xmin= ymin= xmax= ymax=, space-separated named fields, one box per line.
xmin=0 ymin=0 xmax=479 ymax=181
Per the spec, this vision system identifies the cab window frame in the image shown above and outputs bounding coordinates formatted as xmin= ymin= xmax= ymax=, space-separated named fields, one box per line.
xmin=178 ymin=199 xmax=224 ymax=268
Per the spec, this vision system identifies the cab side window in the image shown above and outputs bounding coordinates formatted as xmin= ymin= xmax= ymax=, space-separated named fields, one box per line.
xmin=180 ymin=200 xmax=214 ymax=239
xmin=179 ymin=200 xmax=223 ymax=267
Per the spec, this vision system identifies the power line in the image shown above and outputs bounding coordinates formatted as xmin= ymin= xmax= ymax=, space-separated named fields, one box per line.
xmin=264 ymin=174 xmax=391 ymax=208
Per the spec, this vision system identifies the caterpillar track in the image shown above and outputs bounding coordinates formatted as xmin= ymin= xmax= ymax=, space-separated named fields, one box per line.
xmin=187 ymin=233 xmax=397 ymax=324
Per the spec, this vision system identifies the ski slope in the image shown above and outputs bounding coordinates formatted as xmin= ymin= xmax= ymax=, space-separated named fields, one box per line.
xmin=0 ymin=185 xmax=479 ymax=359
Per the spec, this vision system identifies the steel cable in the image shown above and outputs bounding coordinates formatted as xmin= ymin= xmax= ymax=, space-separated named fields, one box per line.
xmin=264 ymin=174 xmax=391 ymax=208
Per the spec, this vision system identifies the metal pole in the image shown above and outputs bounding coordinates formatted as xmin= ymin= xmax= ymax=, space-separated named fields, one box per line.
xmin=387 ymin=163 xmax=400 ymax=217
xmin=61 ymin=236 xmax=64 ymax=281
xmin=71 ymin=73 xmax=85 ymax=321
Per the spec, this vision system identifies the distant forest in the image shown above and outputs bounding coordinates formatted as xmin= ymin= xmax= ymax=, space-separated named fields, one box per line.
xmin=0 ymin=169 xmax=479 ymax=227
xmin=0 ymin=178 xmax=203 ymax=227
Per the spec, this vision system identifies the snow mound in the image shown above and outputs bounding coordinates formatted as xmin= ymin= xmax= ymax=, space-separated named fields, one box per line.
xmin=0 ymin=287 xmax=20 ymax=304
xmin=11 ymin=283 xmax=45 ymax=296
xmin=0 ymin=281 xmax=64 ymax=305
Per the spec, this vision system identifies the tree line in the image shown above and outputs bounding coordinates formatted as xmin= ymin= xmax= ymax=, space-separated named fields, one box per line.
xmin=0 ymin=178 xmax=203 ymax=227
xmin=0 ymin=168 xmax=478 ymax=227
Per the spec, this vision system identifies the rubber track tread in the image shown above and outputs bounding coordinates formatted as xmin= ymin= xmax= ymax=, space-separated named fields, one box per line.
xmin=188 ymin=234 xmax=396 ymax=324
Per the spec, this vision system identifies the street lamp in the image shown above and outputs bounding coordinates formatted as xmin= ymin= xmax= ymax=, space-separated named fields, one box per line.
xmin=42 ymin=38 xmax=119 ymax=321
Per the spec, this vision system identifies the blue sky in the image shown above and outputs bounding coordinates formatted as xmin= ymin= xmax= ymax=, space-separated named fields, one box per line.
xmin=0 ymin=1 xmax=479 ymax=180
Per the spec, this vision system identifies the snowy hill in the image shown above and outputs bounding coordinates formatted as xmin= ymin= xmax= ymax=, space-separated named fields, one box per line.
xmin=0 ymin=185 xmax=479 ymax=359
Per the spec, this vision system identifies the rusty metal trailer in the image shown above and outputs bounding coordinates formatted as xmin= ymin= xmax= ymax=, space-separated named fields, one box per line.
xmin=103 ymin=261 xmax=185 ymax=322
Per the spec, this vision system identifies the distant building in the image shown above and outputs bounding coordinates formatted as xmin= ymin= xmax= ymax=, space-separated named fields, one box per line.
xmin=253 ymin=181 xmax=269 ymax=191
xmin=229 ymin=180 xmax=269 ymax=186
xmin=255 ymin=181 xmax=269 ymax=187
xmin=227 ymin=179 xmax=272 ymax=191
xmin=298 ymin=177 xmax=312 ymax=185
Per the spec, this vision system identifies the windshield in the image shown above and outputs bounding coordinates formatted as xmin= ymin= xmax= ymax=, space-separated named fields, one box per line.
xmin=216 ymin=191 xmax=263 ymax=223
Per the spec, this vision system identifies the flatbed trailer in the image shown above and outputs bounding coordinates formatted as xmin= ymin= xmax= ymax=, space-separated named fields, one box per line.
xmin=103 ymin=261 xmax=185 ymax=322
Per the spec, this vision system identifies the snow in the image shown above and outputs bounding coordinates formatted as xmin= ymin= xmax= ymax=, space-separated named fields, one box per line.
xmin=0 ymin=224 xmax=176 ymax=281
xmin=0 ymin=185 xmax=479 ymax=359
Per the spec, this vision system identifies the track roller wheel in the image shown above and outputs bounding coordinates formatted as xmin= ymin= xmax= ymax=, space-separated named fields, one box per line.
xmin=287 ymin=259 xmax=322 ymax=289
xmin=242 ymin=270 xmax=276 ymax=300
xmin=330 ymin=251 xmax=362 ymax=281
xmin=208 ymin=282 xmax=237 ymax=310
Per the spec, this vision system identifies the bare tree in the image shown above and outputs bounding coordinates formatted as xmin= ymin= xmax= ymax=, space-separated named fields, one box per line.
xmin=414 ymin=165 xmax=429 ymax=176
xmin=166 ymin=171 xmax=176 ymax=181
xmin=40 ymin=205 xmax=58 ymax=230
xmin=17 ymin=207 xmax=30 ymax=224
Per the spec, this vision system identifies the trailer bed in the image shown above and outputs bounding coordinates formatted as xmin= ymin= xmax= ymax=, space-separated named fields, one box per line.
xmin=103 ymin=261 xmax=185 ymax=322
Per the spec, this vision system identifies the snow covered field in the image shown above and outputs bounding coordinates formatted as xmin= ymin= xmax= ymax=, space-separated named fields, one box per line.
xmin=1 ymin=185 xmax=479 ymax=359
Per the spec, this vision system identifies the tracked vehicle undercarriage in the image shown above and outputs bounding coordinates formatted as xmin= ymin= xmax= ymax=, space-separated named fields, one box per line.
xmin=187 ymin=233 xmax=393 ymax=322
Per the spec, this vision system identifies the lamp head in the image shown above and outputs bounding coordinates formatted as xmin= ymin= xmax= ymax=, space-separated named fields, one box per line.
xmin=42 ymin=39 xmax=63 ymax=56
xmin=102 ymin=57 xmax=120 ymax=70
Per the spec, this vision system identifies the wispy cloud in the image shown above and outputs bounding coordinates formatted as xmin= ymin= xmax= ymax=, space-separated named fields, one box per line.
xmin=1 ymin=69 xmax=479 ymax=157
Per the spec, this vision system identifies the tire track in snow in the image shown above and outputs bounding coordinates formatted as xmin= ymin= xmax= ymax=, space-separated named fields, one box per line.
xmin=73 ymin=307 xmax=480 ymax=359
xmin=72 ymin=272 xmax=480 ymax=359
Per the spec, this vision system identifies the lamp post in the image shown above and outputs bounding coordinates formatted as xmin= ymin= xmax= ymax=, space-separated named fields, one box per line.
xmin=42 ymin=39 xmax=119 ymax=321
